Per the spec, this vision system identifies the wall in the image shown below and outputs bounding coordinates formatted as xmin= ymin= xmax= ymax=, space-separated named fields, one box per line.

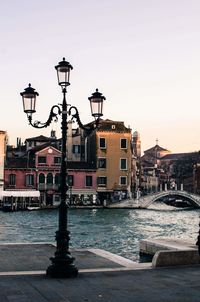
xmin=96 ymin=131 xmax=132 ymax=196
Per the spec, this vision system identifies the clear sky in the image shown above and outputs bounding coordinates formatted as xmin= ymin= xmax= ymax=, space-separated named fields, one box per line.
xmin=0 ymin=0 xmax=200 ymax=154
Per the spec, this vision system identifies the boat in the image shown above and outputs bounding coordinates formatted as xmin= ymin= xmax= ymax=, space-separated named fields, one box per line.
xmin=27 ymin=206 xmax=41 ymax=211
xmin=2 ymin=203 xmax=13 ymax=212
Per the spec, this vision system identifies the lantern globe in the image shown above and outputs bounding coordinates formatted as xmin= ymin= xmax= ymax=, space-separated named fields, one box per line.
xmin=20 ymin=84 xmax=39 ymax=114
xmin=88 ymin=89 xmax=106 ymax=119
xmin=55 ymin=57 xmax=73 ymax=88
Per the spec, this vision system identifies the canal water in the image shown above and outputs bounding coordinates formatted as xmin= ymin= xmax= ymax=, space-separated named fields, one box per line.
xmin=0 ymin=202 xmax=199 ymax=261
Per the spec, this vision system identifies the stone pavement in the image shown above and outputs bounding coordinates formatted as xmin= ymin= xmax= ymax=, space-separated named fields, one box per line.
xmin=0 ymin=243 xmax=200 ymax=301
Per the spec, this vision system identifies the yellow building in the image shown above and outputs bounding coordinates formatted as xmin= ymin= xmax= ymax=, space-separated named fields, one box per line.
xmin=87 ymin=119 xmax=132 ymax=203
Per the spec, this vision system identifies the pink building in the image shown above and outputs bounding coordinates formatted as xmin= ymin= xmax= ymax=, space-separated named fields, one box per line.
xmin=5 ymin=143 xmax=97 ymax=206
xmin=67 ymin=162 xmax=97 ymax=204
xmin=4 ymin=157 xmax=36 ymax=190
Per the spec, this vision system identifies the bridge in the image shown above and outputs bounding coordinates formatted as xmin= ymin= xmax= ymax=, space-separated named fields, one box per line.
xmin=138 ymin=190 xmax=200 ymax=208
xmin=108 ymin=190 xmax=200 ymax=209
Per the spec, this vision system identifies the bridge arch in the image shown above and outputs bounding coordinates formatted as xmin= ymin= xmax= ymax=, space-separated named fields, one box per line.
xmin=139 ymin=190 xmax=200 ymax=208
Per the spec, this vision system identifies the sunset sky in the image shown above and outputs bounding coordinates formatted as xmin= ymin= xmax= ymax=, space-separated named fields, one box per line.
xmin=0 ymin=0 xmax=200 ymax=154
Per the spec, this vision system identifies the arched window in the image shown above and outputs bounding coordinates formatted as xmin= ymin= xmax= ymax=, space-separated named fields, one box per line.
xmin=55 ymin=173 xmax=60 ymax=185
xmin=39 ymin=173 xmax=45 ymax=184
xmin=47 ymin=173 xmax=53 ymax=184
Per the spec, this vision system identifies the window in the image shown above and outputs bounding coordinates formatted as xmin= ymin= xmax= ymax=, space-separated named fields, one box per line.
xmin=38 ymin=156 xmax=46 ymax=164
xmin=97 ymin=177 xmax=107 ymax=186
xmin=55 ymin=173 xmax=60 ymax=185
xmin=25 ymin=174 xmax=34 ymax=186
xmin=54 ymin=194 xmax=60 ymax=202
xmin=99 ymin=138 xmax=106 ymax=149
xmin=54 ymin=157 xmax=61 ymax=164
xmin=72 ymin=145 xmax=81 ymax=154
xmin=120 ymin=176 xmax=127 ymax=185
xmin=47 ymin=173 xmax=53 ymax=184
xmin=86 ymin=175 xmax=93 ymax=187
xmin=121 ymin=138 xmax=127 ymax=149
xmin=120 ymin=158 xmax=127 ymax=170
xmin=39 ymin=173 xmax=45 ymax=184
xmin=9 ymin=174 xmax=16 ymax=186
xmin=68 ymin=175 xmax=74 ymax=186
xmin=98 ymin=158 xmax=106 ymax=169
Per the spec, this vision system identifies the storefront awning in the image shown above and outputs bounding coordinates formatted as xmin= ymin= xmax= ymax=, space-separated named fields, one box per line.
xmin=70 ymin=189 xmax=96 ymax=195
xmin=0 ymin=190 xmax=40 ymax=198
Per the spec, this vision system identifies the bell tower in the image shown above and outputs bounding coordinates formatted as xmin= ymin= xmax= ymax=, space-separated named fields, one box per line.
xmin=132 ymin=131 xmax=141 ymax=158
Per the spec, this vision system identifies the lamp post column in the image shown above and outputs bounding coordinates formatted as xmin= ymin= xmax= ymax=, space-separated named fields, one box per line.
xmin=46 ymin=87 xmax=78 ymax=278
xmin=59 ymin=87 xmax=68 ymax=235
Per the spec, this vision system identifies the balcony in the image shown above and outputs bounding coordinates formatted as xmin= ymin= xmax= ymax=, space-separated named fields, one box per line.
xmin=38 ymin=184 xmax=59 ymax=191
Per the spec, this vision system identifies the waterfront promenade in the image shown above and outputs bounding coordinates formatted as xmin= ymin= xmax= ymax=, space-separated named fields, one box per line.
xmin=0 ymin=243 xmax=200 ymax=301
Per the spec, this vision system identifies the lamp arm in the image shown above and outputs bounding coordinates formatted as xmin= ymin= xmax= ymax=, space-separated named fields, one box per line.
xmin=68 ymin=106 xmax=98 ymax=133
xmin=27 ymin=105 xmax=62 ymax=129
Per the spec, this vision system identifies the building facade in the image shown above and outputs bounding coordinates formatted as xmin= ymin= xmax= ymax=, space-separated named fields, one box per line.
xmin=86 ymin=119 xmax=132 ymax=202
xmin=4 ymin=117 xmax=136 ymax=205
xmin=140 ymin=144 xmax=171 ymax=194
xmin=5 ymin=138 xmax=97 ymax=205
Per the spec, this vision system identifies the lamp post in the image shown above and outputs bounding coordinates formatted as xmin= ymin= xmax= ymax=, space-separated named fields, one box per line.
xmin=20 ymin=58 xmax=106 ymax=278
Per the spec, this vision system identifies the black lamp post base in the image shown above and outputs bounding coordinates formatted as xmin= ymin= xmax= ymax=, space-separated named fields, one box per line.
xmin=46 ymin=258 xmax=78 ymax=278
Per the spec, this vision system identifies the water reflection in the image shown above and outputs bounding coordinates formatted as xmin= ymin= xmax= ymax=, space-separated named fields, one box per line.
xmin=0 ymin=204 xmax=198 ymax=261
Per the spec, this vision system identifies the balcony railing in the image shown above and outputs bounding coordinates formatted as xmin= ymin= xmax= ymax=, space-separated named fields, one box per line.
xmin=38 ymin=184 xmax=59 ymax=190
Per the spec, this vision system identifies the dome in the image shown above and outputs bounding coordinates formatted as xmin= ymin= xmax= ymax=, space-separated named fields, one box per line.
xmin=133 ymin=131 xmax=140 ymax=138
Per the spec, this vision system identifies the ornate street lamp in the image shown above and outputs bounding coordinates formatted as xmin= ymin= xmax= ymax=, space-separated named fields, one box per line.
xmin=88 ymin=88 xmax=105 ymax=119
xmin=21 ymin=84 xmax=38 ymax=114
xmin=20 ymin=58 xmax=106 ymax=278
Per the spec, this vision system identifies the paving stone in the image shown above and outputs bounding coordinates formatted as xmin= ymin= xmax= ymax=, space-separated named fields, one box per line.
xmin=0 ymin=244 xmax=199 ymax=301
xmin=0 ymin=244 xmax=123 ymax=272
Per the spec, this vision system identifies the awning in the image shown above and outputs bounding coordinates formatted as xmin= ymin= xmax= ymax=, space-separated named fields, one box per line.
xmin=0 ymin=190 xmax=40 ymax=198
xmin=70 ymin=189 xmax=96 ymax=195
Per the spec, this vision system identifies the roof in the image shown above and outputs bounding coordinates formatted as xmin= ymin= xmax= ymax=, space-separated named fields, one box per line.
xmin=144 ymin=144 xmax=170 ymax=154
xmin=29 ymin=143 xmax=60 ymax=154
xmin=97 ymin=119 xmax=131 ymax=133
xmin=7 ymin=145 xmax=26 ymax=153
xmin=161 ymin=152 xmax=200 ymax=161
xmin=5 ymin=157 xmax=35 ymax=169
xmin=82 ymin=119 xmax=131 ymax=133
xmin=25 ymin=135 xmax=57 ymax=142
